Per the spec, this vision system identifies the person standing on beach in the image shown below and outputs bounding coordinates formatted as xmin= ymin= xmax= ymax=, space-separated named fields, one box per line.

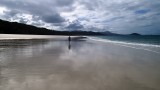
xmin=68 ymin=36 xmax=71 ymax=41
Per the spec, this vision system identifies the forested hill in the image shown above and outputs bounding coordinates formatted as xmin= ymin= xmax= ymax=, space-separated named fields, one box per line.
xmin=0 ymin=19 xmax=103 ymax=36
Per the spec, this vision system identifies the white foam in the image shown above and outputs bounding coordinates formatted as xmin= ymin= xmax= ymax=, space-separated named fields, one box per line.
xmin=88 ymin=37 xmax=160 ymax=54
xmin=88 ymin=37 xmax=160 ymax=48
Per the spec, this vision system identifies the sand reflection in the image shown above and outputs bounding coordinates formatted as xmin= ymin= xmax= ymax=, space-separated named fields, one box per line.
xmin=0 ymin=39 xmax=160 ymax=90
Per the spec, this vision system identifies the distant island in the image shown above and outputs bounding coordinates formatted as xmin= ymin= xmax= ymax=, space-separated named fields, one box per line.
xmin=130 ymin=33 xmax=141 ymax=36
xmin=0 ymin=19 xmax=106 ymax=36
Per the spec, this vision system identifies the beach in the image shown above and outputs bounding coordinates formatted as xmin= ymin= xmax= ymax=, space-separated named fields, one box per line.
xmin=0 ymin=34 xmax=68 ymax=40
xmin=0 ymin=34 xmax=160 ymax=90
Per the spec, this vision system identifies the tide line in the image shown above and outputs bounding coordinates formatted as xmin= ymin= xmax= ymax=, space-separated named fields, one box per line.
xmin=88 ymin=37 xmax=160 ymax=54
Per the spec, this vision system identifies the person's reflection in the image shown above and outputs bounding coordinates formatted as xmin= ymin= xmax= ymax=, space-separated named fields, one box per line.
xmin=68 ymin=41 xmax=71 ymax=50
xmin=68 ymin=36 xmax=71 ymax=50
xmin=0 ymin=65 xmax=2 ymax=85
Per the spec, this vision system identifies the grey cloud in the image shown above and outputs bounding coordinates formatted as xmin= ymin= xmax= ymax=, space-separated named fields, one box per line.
xmin=32 ymin=22 xmax=44 ymax=26
xmin=51 ymin=23 xmax=65 ymax=27
xmin=19 ymin=18 xmax=29 ymax=24
xmin=0 ymin=0 xmax=74 ymax=24
xmin=0 ymin=0 xmax=160 ymax=34
xmin=41 ymin=13 xmax=65 ymax=23
xmin=103 ymin=16 xmax=125 ymax=23
xmin=55 ymin=0 xmax=75 ymax=7
xmin=67 ymin=20 xmax=84 ymax=31
xmin=79 ymin=0 xmax=101 ymax=10
xmin=3 ymin=10 xmax=19 ymax=17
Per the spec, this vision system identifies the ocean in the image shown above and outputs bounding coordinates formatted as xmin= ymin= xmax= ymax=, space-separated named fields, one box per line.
xmin=88 ymin=35 xmax=160 ymax=54
xmin=89 ymin=35 xmax=160 ymax=46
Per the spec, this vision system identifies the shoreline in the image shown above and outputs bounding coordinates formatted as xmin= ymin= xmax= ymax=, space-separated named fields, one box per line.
xmin=0 ymin=34 xmax=68 ymax=40
xmin=0 ymin=34 xmax=87 ymax=40
xmin=1 ymin=34 xmax=160 ymax=54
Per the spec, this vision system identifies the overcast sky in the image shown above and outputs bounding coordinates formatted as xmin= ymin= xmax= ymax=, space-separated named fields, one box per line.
xmin=0 ymin=0 xmax=160 ymax=34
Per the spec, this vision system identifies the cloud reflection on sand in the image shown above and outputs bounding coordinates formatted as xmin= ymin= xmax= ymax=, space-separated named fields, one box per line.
xmin=0 ymin=39 xmax=160 ymax=90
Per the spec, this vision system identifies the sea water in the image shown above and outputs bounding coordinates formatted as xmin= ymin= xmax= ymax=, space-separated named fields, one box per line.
xmin=88 ymin=35 xmax=160 ymax=54
xmin=96 ymin=35 xmax=160 ymax=46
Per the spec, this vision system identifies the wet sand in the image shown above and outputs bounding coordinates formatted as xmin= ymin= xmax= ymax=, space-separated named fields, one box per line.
xmin=0 ymin=34 xmax=68 ymax=40
xmin=0 ymin=37 xmax=160 ymax=90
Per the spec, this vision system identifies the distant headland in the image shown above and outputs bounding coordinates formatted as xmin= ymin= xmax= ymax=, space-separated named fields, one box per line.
xmin=0 ymin=19 xmax=146 ymax=36
xmin=129 ymin=33 xmax=141 ymax=36
xmin=0 ymin=19 xmax=105 ymax=36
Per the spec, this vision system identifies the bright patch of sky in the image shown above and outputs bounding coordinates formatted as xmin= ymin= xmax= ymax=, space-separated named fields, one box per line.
xmin=0 ymin=7 xmax=7 ymax=15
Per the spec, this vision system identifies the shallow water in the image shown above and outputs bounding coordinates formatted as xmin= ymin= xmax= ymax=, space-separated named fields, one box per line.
xmin=97 ymin=35 xmax=160 ymax=45
xmin=0 ymin=39 xmax=160 ymax=90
